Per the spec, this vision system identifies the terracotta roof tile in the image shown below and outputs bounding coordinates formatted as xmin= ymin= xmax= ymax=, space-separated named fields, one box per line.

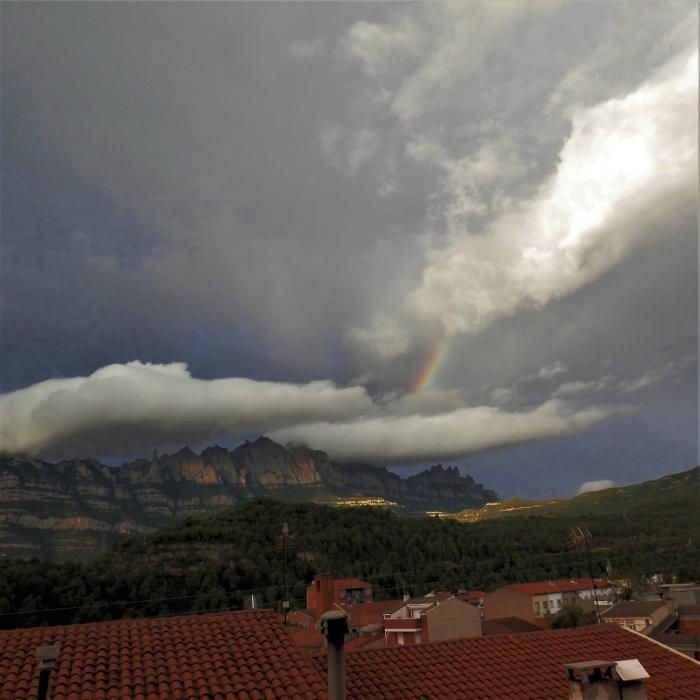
xmin=340 ymin=600 xmax=403 ymax=628
xmin=335 ymin=624 xmax=700 ymax=699
xmin=5 ymin=609 xmax=699 ymax=699
xmin=0 ymin=610 xmax=327 ymax=700
xmin=289 ymin=625 xmax=325 ymax=650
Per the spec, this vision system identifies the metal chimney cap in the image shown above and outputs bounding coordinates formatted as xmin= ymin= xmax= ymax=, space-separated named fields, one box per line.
xmin=615 ymin=659 xmax=650 ymax=682
xmin=36 ymin=645 xmax=60 ymax=662
xmin=321 ymin=610 xmax=348 ymax=622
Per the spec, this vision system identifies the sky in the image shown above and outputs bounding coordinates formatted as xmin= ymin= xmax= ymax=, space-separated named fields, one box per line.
xmin=1 ymin=1 xmax=697 ymax=498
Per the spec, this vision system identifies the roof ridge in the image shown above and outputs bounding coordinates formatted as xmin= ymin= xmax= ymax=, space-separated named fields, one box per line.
xmin=622 ymin=626 xmax=700 ymax=666
xmin=0 ymin=608 xmax=277 ymax=636
xmin=343 ymin=622 xmax=612 ymax=656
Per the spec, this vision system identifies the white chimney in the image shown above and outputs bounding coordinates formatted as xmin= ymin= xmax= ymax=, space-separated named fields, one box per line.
xmin=565 ymin=659 xmax=649 ymax=700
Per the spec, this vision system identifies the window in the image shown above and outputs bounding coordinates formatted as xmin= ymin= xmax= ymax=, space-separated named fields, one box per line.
xmin=535 ymin=602 xmax=540 ymax=612
xmin=543 ymin=601 xmax=549 ymax=610
xmin=557 ymin=600 xmax=562 ymax=609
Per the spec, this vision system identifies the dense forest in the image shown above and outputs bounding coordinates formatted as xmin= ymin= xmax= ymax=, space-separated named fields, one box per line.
xmin=2 ymin=483 xmax=698 ymax=629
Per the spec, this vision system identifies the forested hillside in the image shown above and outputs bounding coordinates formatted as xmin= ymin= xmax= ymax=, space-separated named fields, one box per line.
xmin=455 ymin=465 xmax=698 ymax=521
xmin=2 ymin=479 xmax=698 ymax=629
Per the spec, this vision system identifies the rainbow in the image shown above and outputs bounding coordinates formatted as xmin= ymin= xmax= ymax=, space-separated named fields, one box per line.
xmin=411 ymin=325 xmax=452 ymax=393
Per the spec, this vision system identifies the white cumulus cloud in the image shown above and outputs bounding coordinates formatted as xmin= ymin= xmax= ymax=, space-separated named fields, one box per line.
xmin=577 ymin=479 xmax=616 ymax=495
xmin=269 ymin=399 xmax=619 ymax=465
xmin=0 ymin=361 xmax=372 ymax=459
xmin=410 ymin=49 xmax=697 ymax=334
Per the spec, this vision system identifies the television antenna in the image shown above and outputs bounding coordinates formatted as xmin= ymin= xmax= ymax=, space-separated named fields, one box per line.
xmin=569 ymin=526 xmax=601 ymax=624
xmin=274 ymin=522 xmax=297 ymax=624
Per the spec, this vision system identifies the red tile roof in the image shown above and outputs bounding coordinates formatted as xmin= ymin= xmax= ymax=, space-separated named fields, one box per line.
xmin=0 ymin=610 xmax=328 ymax=700
xmin=333 ymin=579 xmax=370 ymax=590
xmin=290 ymin=625 xmax=325 ymax=651
xmin=5 ymin=610 xmax=698 ymax=700
xmin=317 ymin=624 xmax=700 ymax=699
xmin=340 ymin=600 xmax=403 ymax=628
xmin=343 ymin=634 xmax=386 ymax=652
xmin=287 ymin=610 xmax=315 ymax=629
xmin=460 ymin=590 xmax=487 ymax=599
xmin=481 ymin=616 xmax=542 ymax=635
xmin=507 ymin=577 xmax=613 ymax=595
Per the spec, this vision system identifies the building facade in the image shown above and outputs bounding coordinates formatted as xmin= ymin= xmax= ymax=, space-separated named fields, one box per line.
xmin=383 ymin=593 xmax=481 ymax=646
xmin=484 ymin=578 xmax=614 ymax=625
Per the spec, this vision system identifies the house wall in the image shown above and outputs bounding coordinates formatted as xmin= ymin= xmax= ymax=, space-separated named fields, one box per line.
xmin=679 ymin=618 xmax=700 ymax=634
xmin=386 ymin=629 xmax=423 ymax=646
xmin=605 ymin=616 xmax=656 ymax=632
xmin=335 ymin=586 xmax=372 ymax=605
xmin=306 ymin=574 xmax=334 ymax=616
xmin=484 ymin=588 xmax=533 ymax=622
xmin=649 ymin=604 xmax=672 ymax=627
xmin=578 ymin=585 xmax=613 ymax=600
xmin=534 ymin=592 xmax=580 ymax=617
xmin=603 ymin=602 xmax=672 ymax=632
xmin=532 ymin=594 xmax=566 ymax=617
xmin=385 ymin=617 xmax=425 ymax=646
xmin=426 ymin=597 xmax=481 ymax=642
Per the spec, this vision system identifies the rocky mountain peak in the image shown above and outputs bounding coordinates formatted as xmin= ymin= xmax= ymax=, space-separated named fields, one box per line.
xmin=1 ymin=439 xmax=497 ymax=560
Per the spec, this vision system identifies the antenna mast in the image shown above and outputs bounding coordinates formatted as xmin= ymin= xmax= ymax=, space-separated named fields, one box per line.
xmin=569 ymin=526 xmax=601 ymax=624
xmin=275 ymin=522 xmax=296 ymax=625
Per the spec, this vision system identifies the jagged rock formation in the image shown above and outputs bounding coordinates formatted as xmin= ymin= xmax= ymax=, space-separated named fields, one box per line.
xmin=0 ymin=437 xmax=496 ymax=560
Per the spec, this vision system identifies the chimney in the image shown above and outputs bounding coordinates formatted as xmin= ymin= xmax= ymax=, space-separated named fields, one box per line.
xmin=321 ymin=610 xmax=349 ymax=700
xmin=36 ymin=645 xmax=60 ymax=700
xmin=309 ymin=573 xmax=335 ymax=617
xmin=565 ymin=659 xmax=649 ymax=700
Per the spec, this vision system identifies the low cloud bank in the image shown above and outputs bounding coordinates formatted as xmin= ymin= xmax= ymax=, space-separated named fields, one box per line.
xmin=269 ymin=400 xmax=619 ymax=465
xmin=577 ymin=480 xmax=616 ymax=495
xmin=0 ymin=361 xmax=371 ymax=459
xmin=1 ymin=362 xmax=625 ymax=465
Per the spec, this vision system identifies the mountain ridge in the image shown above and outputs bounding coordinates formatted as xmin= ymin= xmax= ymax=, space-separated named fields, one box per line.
xmin=0 ymin=437 xmax=496 ymax=561
xmin=453 ymin=465 xmax=699 ymax=522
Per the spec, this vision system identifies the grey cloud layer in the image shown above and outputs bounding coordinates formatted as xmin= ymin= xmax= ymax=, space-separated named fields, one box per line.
xmin=1 ymin=2 xmax=696 ymax=474
xmin=0 ymin=362 xmax=371 ymax=458
xmin=0 ymin=362 xmax=619 ymax=465
xmin=269 ymin=400 xmax=620 ymax=465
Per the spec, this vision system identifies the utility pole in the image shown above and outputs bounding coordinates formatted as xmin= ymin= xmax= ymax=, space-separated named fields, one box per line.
xmin=569 ymin=526 xmax=601 ymax=624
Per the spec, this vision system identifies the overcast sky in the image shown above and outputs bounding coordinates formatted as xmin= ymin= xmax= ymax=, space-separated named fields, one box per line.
xmin=1 ymin=1 xmax=697 ymax=497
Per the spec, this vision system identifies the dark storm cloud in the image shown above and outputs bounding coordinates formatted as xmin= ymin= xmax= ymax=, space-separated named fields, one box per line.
xmin=1 ymin=2 xmax=696 ymax=478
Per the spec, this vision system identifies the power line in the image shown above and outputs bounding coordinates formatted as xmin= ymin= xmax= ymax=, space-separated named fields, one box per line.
xmin=1 ymin=533 xmax=693 ymax=622
xmin=0 ymin=556 xmax=654 ymax=622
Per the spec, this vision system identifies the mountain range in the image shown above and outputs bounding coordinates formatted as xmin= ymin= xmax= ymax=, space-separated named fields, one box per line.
xmin=0 ymin=437 xmax=496 ymax=561
xmin=2 ymin=465 xmax=697 ymax=630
